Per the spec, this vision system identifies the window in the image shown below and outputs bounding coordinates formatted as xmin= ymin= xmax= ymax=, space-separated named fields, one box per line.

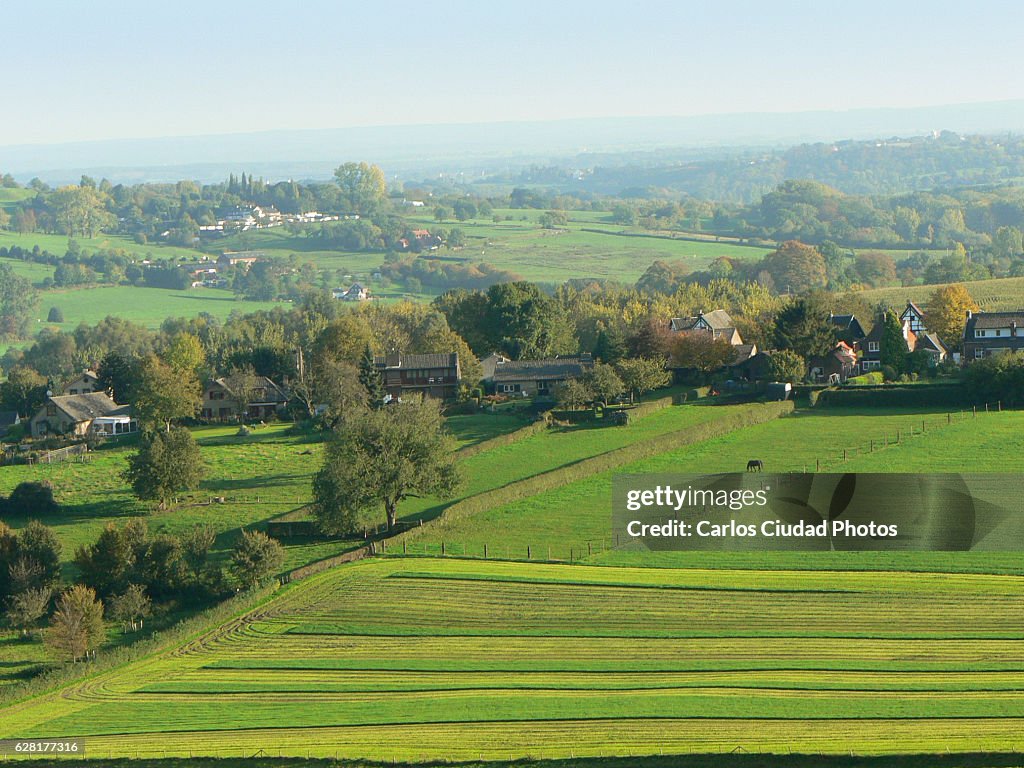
xmin=501 ymin=384 xmax=518 ymax=393
xmin=995 ymin=330 xmax=1002 ymax=337
xmin=868 ymin=341 xmax=879 ymax=352
xmin=976 ymin=330 xmax=987 ymax=337
xmin=975 ymin=348 xmax=985 ymax=359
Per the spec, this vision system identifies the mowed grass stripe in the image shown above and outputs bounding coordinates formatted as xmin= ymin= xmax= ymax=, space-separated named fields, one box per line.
xmin=2 ymin=558 xmax=1023 ymax=757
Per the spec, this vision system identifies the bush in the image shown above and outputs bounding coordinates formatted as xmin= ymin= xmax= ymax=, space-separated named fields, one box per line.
xmin=846 ymin=372 xmax=885 ymax=386
xmin=46 ymin=307 xmax=64 ymax=323
xmin=815 ymin=383 xmax=968 ymax=408
xmin=4 ymin=481 xmax=59 ymax=516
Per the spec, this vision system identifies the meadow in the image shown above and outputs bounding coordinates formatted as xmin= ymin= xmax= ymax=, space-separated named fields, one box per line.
xmin=2 ymin=557 xmax=1022 ymax=760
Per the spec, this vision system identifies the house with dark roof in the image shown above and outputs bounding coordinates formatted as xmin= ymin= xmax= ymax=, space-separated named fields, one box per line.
xmin=489 ymin=354 xmax=594 ymax=398
xmin=0 ymin=411 xmax=20 ymax=438
xmin=900 ymin=301 xmax=928 ymax=334
xmin=860 ymin=316 xmax=917 ymax=372
xmin=374 ymin=352 xmax=461 ymax=399
xmin=30 ymin=392 xmax=135 ymax=438
xmin=200 ymin=377 xmax=290 ymax=421
xmin=828 ymin=313 xmax=867 ymax=343
xmin=669 ymin=309 xmax=743 ymax=346
xmin=963 ymin=310 xmax=1024 ymax=362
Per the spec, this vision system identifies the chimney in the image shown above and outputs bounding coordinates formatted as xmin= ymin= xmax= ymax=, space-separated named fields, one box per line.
xmin=966 ymin=310 xmax=973 ymax=321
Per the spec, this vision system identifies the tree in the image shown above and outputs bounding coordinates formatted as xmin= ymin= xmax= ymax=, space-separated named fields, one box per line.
xmin=12 ymin=521 xmax=62 ymax=592
xmin=928 ymin=284 xmax=979 ymax=349
xmin=96 ymin=352 xmax=139 ymax=404
xmin=853 ymin=251 xmax=897 ymax=287
xmin=46 ymin=585 xmax=105 ymax=663
xmin=162 ymin=332 xmax=206 ymax=377
xmin=0 ymin=366 xmax=48 ymax=417
xmin=123 ymin=428 xmax=204 ymax=509
xmin=333 ymin=162 xmax=387 ymax=215
xmin=615 ymin=357 xmax=671 ymax=403
xmin=6 ymin=586 xmax=50 ymax=637
xmin=314 ymin=358 xmax=369 ymax=428
xmin=880 ymin=310 xmax=908 ymax=374
xmin=132 ymin=355 xmax=200 ymax=432
xmin=358 ymin=343 xmax=385 ymax=406
xmin=583 ymin=362 xmax=625 ymax=406
xmin=47 ymin=306 xmax=64 ymax=323
xmin=0 ymin=263 xmax=39 ymax=340
xmin=313 ymin=396 xmax=459 ymax=533
xmin=107 ymin=584 xmax=151 ymax=632
xmin=481 ymin=282 xmax=575 ymax=359
xmin=74 ymin=523 xmax=135 ymax=598
xmin=50 ymin=185 xmax=113 ymax=238
xmin=760 ymin=240 xmax=827 ymax=295
xmin=592 ymin=325 xmax=626 ymax=364
xmin=229 ymin=529 xmax=284 ymax=588
xmin=668 ymin=333 xmax=735 ymax=374
xmin=772 ymin=299 xmax=836 ymax=358
xmin=539 ymin=210 xmax=568 ymax=228
xmin=556 ymin=378 xmax=593 ymax=410
xmin=768 ymin=350 xmax=806 ymax=383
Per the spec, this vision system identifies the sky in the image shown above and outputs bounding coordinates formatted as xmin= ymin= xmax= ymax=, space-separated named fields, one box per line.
xmin=4 ymin=0 xmax=1024 ymax=147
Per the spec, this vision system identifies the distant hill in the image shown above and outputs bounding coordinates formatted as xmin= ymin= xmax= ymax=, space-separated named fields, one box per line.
xmin=5 ymin=99 xmax=1024 ymax=186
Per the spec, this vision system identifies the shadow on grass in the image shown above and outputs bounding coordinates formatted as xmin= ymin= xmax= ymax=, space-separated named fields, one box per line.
xmin=199 ymin=473 xmax=311 ymax=494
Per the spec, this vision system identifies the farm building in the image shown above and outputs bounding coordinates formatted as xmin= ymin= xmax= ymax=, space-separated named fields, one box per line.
xmin=374 ymin=352 xmax=461 ymax=400
xmin=332 ymin=283 xmax=370 ymax=301
xmin=669 ymin=309 xmax=743 ymax=345
xmin=808 ymin=341 xmax=859 ymax=383
xmin=30 ymin=392 xmax=135 ymax=438
xmin=488 ymin=354 xmax=594 ymax=397
xmin=201 ymin=377 xmax=290 ymax=421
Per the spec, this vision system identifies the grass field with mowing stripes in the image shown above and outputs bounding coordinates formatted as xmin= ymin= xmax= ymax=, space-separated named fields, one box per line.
xmin=2 ymin=558 xmax=1022 ymax=760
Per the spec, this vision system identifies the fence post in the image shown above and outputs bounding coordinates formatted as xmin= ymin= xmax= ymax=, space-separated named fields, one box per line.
xmin=484 ymin=544 xmax=488 ymax=558
xmin=441 ymin=541 xmax=445 ymax=556
xmin=948 ymin=412 xmax=951 ymax=424
xmin=999 ymin=400 xmax=1002 ymax=412
xmin=403 ymin=540 xmax=407 ymax=554
xmin=843 ymin=449 xmax=847 ymax=461
xmin=922 ymin=419 xmax=926 ymax=433
xmin=815 ymin=458 xmax=820 ymax=472
xmin=588 ymin=541 xmax=592 ymax=556
xmin=527 ymin=545 xmax=532 ymax=560
xmin=973 ymin=406 xmax=977 ymax=417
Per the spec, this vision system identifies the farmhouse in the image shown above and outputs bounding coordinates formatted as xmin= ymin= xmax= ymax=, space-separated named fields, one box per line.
xmin=62 ymin=369 xmax=103 ymax=396
xmin=669 ymin=309 xmax=743 ymax=345
xmin=217 ymin=251 xmax=264 ymax=268
xmin=30 ymin=392 xmax=136 ymax=438
xmin=489 ymin=354 xmax=594 ymax=397
xmin=374 ymin=352 xmax=461 ymax=400
xmin=900 ymin=301 xmax=928 ymax=334
xmin=860 ymin=316 xmax=917 ymax=372
xmin=332 ymin=283 xmax=370 ymax=301
xmin=962 ymin=310 xmax=1024 ymax=361
xmin=201 ymin=377 xmax=290 ymax=420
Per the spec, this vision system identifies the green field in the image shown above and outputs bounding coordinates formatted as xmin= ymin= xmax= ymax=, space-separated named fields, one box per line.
xmin=2 ymin=557 xmax=1022 ymax=759
xmin=33 ymin=284 xmax=282 ymax=329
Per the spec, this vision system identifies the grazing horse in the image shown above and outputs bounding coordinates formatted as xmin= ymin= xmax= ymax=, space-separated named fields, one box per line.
xmin=746 ymin=459 xmax=764 ymax=472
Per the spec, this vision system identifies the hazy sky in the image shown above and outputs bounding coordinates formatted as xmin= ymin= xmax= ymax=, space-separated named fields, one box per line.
xmin=5 ymin=0 xmax=1024 ymax=146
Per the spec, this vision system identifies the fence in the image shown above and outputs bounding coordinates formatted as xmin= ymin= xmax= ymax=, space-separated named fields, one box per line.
xmin=30 ymin=443 xmax=89 ymax=465
xmin=804 ymin=400 xmax=1009 ymax=473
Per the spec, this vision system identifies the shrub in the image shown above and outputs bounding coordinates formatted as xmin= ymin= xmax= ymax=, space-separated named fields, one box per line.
xmin=4 ymin=481 xmax=59 ymax=517
xmin=46 ymin=307 xmax=64 ymax=323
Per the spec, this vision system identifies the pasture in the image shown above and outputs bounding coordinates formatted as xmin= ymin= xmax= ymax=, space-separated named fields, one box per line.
xmin=401 ymin=407 xmax=1024 ymax=573
xmin=2 ymin=557 xmax=1023 ymax=759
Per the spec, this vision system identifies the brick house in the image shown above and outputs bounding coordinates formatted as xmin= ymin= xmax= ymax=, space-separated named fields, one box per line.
xmin=962 ymin=310 xmax=1024 ymax=362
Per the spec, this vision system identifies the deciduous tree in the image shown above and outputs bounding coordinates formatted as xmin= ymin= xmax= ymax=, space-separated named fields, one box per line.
xmin=123 ymin=428 xmax=204 ymax=509
xmin=927 ymin=283 xmax=979 ymax=349
xmin=46 ymin=585 xmax=105 ymax=663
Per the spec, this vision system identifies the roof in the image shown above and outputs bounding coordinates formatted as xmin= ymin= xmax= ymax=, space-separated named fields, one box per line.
xmin=492 ymin=356 xmax=593 ymax=383
xmin=0 ymin=411 xmax=19 ymax=427
xmin=670 ymin=309 xmax=734 ymax=332
xmin=44 ymin=392 xmax=127 ymax=423
xmin=901 ymin=301 xmax=926 ymax=318
xmin=375 ymin=353 xmax=459 ymax=370
xmin=731 ymin=344 xmax=757 ymax=364
xmin=965 ymin=311 xmax=1024 ymax=330
xmin=211 ymin=376 xmax=289 ymax=402
xmin=917 ymin=333 xmax=948 ymax=354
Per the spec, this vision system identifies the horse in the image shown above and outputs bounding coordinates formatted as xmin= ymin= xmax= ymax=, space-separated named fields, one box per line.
xmin=746 ymin=459 xmax=764 ymax=472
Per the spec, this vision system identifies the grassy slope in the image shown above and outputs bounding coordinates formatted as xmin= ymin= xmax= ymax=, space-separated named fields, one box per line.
xmin=3 ymin=558 xmax=1022 ymax=759
xmin=858 ymin=275 xmax=1024 ymax=312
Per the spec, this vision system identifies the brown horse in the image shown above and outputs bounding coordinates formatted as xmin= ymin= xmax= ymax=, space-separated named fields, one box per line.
xmin=746 ymin=459 xmax=764 ymax=472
